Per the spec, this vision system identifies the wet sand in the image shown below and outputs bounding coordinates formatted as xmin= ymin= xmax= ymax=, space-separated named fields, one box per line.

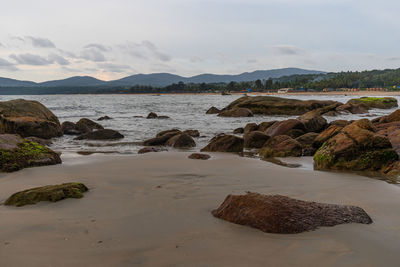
xmin=0 ymin=152 xmax=399 ymax=267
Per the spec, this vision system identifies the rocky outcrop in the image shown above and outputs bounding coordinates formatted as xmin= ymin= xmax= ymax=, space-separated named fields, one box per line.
xmin=220 ymin=96 xmax=340 ymax=115
xmin=336 ymin=102 xmax=369 ymax=114
xmin=0 ymin=134 xmax=61 ymax=172
xmin=201 ymin=135 xmax=244 ymax=152
xmin=146 ymin=112 xmax=169 ymax=119
xmin=5 ymin=183 xmax=88 ymax=207
xmin=206 ymin=106 xmax=220 ymax=114
xmin=188 ymin=153 xmax=211 ymax=160
xmin=165 ymin=133 xmax=196 ymax=148
xmin=212 ymin=193 xmax=372 ymax=234
xmin=265 ymin=119 xmax=306 ymax=138
xmin=74 ymin=129 xmax=124 ymax=140
xmin=377 ymin=109 xmax=400 ymax=123
xmin=259 ymin=135 xmax=302 ymax=158
xmin=313 ymin=124 xmax=346 ymax=149
xmin=243 ymin=131 xmax=270 ymax=149
xmin=0 ymin=99 xmax=62 ymax=139
xmin=218 ymin=107 xmax=254 ymax=117
xmin=347 ymin=97 xmax=398 ymax=109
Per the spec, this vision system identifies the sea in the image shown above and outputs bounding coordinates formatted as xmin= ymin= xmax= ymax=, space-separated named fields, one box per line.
xmin=0 ymin=94 xmax=398 ymax=156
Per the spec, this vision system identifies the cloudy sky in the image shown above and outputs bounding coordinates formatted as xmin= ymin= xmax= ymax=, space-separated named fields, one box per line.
xmin=1 ymin=0 xmax=400 ymax=82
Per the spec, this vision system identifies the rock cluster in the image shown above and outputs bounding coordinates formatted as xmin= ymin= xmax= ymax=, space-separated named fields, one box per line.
xmin=143 ymin=129 xmax=197 ymax=148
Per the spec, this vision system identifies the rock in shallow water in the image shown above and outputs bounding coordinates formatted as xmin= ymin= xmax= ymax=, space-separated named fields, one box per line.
xmin=212 ymin=192 xmax=372 ymax=234
xmin=5 ymin=183 xmax=88 ymax=207
xmin=201 ymin=134 xmax=243 ymax=153
xmin=188 ymin=153 xmax=210 ymax=160
xmin=74 ymin=129 xmax=124 ymax=140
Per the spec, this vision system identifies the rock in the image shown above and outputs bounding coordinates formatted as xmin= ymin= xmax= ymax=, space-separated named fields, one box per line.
xmin=61 ymin=121 xmax=82 ymax=135
xmin=324 ymin=110 xmax=339 ymax=116
xmin=347 ymin=97 xmax=398 ymax=109
xmin=375 ymin=121 xmax=400 ymax=154
xmin=336 ymin=103 xmax=369 ymax=114
xmin=259 ymin=135 xmax=302 ymax=158
xmin=147 ymin=112 xmax=158 ymax=119
xmin=233 ymin=127 xmax=244 ymax=134
xmin=212 ymin=193 xmax=372 ymax=234
xmin=0 ymin=134 xmax=61 ymax=172
xmin=188 ymin=153 xmax=211 ymax=160
xmin=183 ymin=129 xmax=200 ymax=137
xmin=157 ymin=115 xmax=170 ymax=119
xmin=74 ymin=129 xmax=124 ymax=140
xmin=379 ymin=109 xmax=400 ymax=123
xmin=0 ymin=99 xmax=62 ymax=139
xmin=76 ymin=118 xmax=104 ymax=133
xmin=296 ymin=132 xmax=319 ymax=156
xmin=165 ymin=133 xmax=196 ymax=148
xmin=313 ymin=124 xmax=346 ymax=149
xmin=244 ymin=123 xmax=258 ymax=134
xmin=206 ymin=106 xmax=220 ymax=114
xmin=144 ymin=131 xmax=181 ymax=146
xmin=138 ymin=147 xmax=167 ymax=154
xmin=5 ymin=183 xmax=88 ymax=207
xmin=98 ymin=116 xmax=112 ymax=121
xmin=244 ymin=131 xmax=270 ymax=149
xmin=156 ymin=129 xmax=181 ymax=137
xmin=265 ymin=119 xmax=306 ymax=138
xmin=299 ymin=112 xmax=328 ymax=133
xmin=218 ymin=107 xmax=254 ymax=117
xmin=258 ymin=121 xmax=277 ymax=132
xmin=25 ymin=137 xmax=53 ymax=147
xmin=313 ymin=119 xmax=398 ymax=174
xmin=306 ymin=103 xmax=342 ymax=117
xmin=222 ymin=96 xmax=341 ymax=115
xmin=201 ymin=134 xmax=244 ymax=153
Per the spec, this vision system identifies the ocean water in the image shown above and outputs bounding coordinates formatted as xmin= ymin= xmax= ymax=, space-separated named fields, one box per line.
xmin=0 ymin=94 xmax=398 ymax=154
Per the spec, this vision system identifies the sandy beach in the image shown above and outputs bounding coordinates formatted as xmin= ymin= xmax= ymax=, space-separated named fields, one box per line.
xmin=0 ymin=152 xmax=399 ymax=267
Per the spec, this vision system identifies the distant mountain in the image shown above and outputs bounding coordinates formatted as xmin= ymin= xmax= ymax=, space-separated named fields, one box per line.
xmin=0 ymin=68 xmax=325 ymax=88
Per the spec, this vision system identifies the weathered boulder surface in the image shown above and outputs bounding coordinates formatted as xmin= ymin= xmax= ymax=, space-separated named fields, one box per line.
xmin=296 ymin=132 xmax=319 ymax=156
xmin=138 ymin=147 xmax=167 ymax=154
xmin=244 ymin=131 xmax=270 ymax=149
xmin=377 ymin=109 xmax=400 ymax=123
xmin=61 ymin=121 xmax=82 ymax=135
xmin=183 ymin=129 xmax=200 ymax=137
xmin=313 ymin=124 xmax=346 ymax=149
xmin=299 ymin=112 xmax=327 ymax=133
xmin=218 ymin=107 xmax=253 ymax=117
xmin=156 ymin=129 xmax=181 ymax=137
xmin=265 ymin=119 xmax=305 ymax=138
xmin=336 ymin=102 xmax=369 ymax=114
xmin=314 ymin=119 xmax=399 ymax=175
xmin=258 ymin=121 xmax=277 ymax=132
xmin=188 ymin=153 xmax=211 ymax=160
xmin=165 ymin=133 xmax=196 ymax=148
xmin=76 ymin=118 xmax=104 ymax=133
xmin=5 ymin=183 xmax=88 ymax=207
xmin=206 ymin=106 xmax=221 ymax=114
xmin=221 ymin=96 xmax=340 ymax=115
xmin=212 ymin=193 xmax=372 ymax=234
xmin=0 ymin=134 xmax=61 ymax=172
xmin=259 ymin=135 xmax=302 ymax=158
xmin=243 ymin=123 xmax=258 ymax=134
xmin=0 ymin=99 xmax=62 ymax=139
xmin=74 ymin=129 xmax=124 ymax=140
xmin=201 ymin=134 xmax=243 ymax=153
xmin=347 ymin=97 xmax=398 ymax=109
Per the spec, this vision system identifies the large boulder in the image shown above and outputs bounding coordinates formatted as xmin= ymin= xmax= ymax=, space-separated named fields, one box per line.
xmin=144 ymin=130 xmax=181 ymax=146
xmin=375 ymin=121 xmax=400 ymax=154
xmin=212 ymin=193 xmax=372 ymax=234
xmin=347 ymin=97 xmax=398 ymax=109
xmin=221 ymin=96 xmax=340 ymax=115
xmin=0 ymin=99 xmax=62 ymax=139
xmin=183 ymin=129 xmax=200 ymax=137
xmin=218 ymin=107 xmax=253 ymax=117
xmin=243 ymin=131 xmax=270 ymax=149
xmin=313 ymin=119 xmax=399 ymax=174
xmin=313 ymin=124 xmax=346 ymax=149
xmin=165 ymin=133 xmax=196 ymax=148
xmin=61 ymin=121 xmax=82 ymax=135
xmin=258 ymin=121 xmax=277 ymax=132
xmin=265 ymin=119 xmax=306 ymax=138
xmin=0 ymin=134 xmax=61 ymax=172
xmin=244 ymin=123 xmax=258 ymax=134
xmin=201 ymin=135 xmax=243 ymax=152
xmin=5 ymin=183 xmax=88 ymax=207
xmin=378 ymin=109 xmax=400 ymax=123
xmin=299 ymin=112 xmax=328 ymax=133
xmin=76 ymin=118 xmax=104 ymax=133
xmin=296 ymin=132 xmax=319 ymax=156
xmin=74 ymin=129 xmax=124 ymax=140
xmin=259 ymin=135 xmax=302 ymax=158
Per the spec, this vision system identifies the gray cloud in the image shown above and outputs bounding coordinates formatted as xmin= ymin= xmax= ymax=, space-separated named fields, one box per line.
xmin=84 ymin=43 xmax=111 ymax=52
xmin=48 ymin=53 xmax=70 ymax=65
xmin=0 ymin=57 xmax=18 ymax=71
xmin=25 ymin=36 xmax=56 ymax=48
xmin=80 ymin=49 xmax=106 ymax=62
xmin=142 ymin=40 xmax=171 ymax=62
xmin=271 ymin=45 xmax=305 ymax=55
xmin=98 ymin=63 xmax=131 ymax=73
xmin=118 ymin=40 xmax=171 ymax=62
xmin=387 ymin=56 xmax=400 ymax=61
xmin=10 ymin=53 xmax=70 ymax=66
xmin=0 ymin=42 xmax=4 ymax=47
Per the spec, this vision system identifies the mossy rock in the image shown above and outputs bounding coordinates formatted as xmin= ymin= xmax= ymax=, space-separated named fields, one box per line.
xmin=5 ymin=182 xmax=88 ymax=207
xmin=347 ymin=97 xmax=398 ymax=109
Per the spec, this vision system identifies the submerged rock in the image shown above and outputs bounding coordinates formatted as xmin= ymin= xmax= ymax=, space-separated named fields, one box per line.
xmin=165 ymin=133 xmax=196 ymax=148
xmin=138 ymin=147 xmax=167 ymax=154
xmin=98 ymin=116 xmax=112 ymax=121
xmin=188 ymin=153 xmax=211 ymax=160
xmin=183 ymin=129 xmax=200 ymax=137
xmin=74 ymin=129 xmax=124 ymax=140
xmin=5 ymin=182 xmax=88 ymax=207
xmin=201 ymin=134 xmax=244 ymax=153
xmin=147 ymin=112 xmax=158 ymax=119
xmin=212 ymin=193 xmax=372 ymax=234
xmin=0 ymin=99 xmax=62 ymax=139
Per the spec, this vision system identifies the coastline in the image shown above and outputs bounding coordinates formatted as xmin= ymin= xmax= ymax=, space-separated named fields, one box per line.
xmin=1 ymin=152 xmax=400 ymax=266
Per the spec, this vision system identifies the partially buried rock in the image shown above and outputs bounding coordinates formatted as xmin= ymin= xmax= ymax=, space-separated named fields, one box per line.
xmin=74 ymin=129 xmax=124 ymax=140
xmin=165 ymin=133 xmax=196 ymax=148
xmin=0 ymin=134 xmax=61 ymax=172
xmin=98 ymin=116 xmax=112 ymax=121
xmin=138 ymin=147 xmax=167 ymax=154
xmin=212 ymin=192 xmax=372 ymax=234
xmin=5 ymin=183 xmax=88 ymax=207
xmin=188 ymin=153 xmax=211 ymax=160
xmin=201 ymin=134 xmax=243 ymax=153
xmin=206 ymin=106 xmax=220 ymax=114
xmin=218 ymin=108 xmax=253 ymax=117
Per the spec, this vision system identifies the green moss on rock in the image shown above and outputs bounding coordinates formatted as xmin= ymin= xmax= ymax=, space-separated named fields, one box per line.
xmin=347 ymin=97 xmax=398 ymax=109
xmin=5 ymin=182 xmax=88 ymax=207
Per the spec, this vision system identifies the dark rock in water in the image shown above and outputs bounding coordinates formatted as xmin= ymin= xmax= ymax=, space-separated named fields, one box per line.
xmin=0 ymin=99 xmax=62 ymax=139
xmin=233 ymin=127 xmax=244 ymax=134
xmin=61 ymin=121 xmax=82 ymax=135
xmin=201 ymin=134 xmax=244 ymax=153
xmin=222 ymin=96 xmax=340 ymax=115
xmin=188 ymin=153 xmax=211 ymax=160
xmin=147 ymin=112 xmax=158 ymax=119
xmin=98 ymin=116 xmax=112 ymax=121
xmin=259 ymin=135 xmax=302 ymax=158
xmin=375 ymin=121 xmax=400 ymax=154
xmin=157 ymin=115 xmax=170 ymax=119
xmin=144 ymin=131 xmax=180 ymax=146
xmin=206 ymin=106 xmax=221 ymax=114
xmin=5 ymin=183 xmax=88 ymax=207
xmin=324 ymin=110 xmax=339 ymax=116
xmin=258 ymin=121 xmax=276 ymax=132
xmin=336 ymin=102 xmax=369 ymax=114
xmin=265 ymin=119 xmax=306 ymax=138
xmin=313 ymin=124 xmax=345 ymax=149
xmin=244 ymin=123 xmax=258 ymax=134
xmin=74 ymin=129 xmax=124 ymax=140
xmin=165 ymin=133 xmax=196 ymax=148
xmin=156 ymin=129 xmax=181 ymax=137
xmin=138 ymin=147 xmax=167 ymax=154
xmin=183 ymin=129 xmax=200 ymax=137
xmin=25 ymin=136 xmax=53 ymax=147
xmin=378 ymin=109 xmax=400 ymax=123
xmin=244 ymin=131 xmax=270 ymax=149
xmin=218 ymin=107 xmax=253 ymax=117
xmin=347 ymin=97 xmax=397 ymax=109
xmin=76 ymin=118 xmax=104 ymax=133
xmin=299 ymin=112 xmax=328 ymax=133
xmin=212 ymin=193 xmax=372 ymax=234
xmin=0 ymin=134 xmax=61 ymax=172
xmin=296 ymin=132 xmax=319 ymax=156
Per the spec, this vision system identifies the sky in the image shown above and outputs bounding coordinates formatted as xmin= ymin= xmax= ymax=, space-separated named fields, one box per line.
xmin=1 ymin=0 xmax=400 ymax=82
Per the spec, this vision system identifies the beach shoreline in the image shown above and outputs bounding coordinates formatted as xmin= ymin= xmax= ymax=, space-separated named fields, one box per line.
xmin=1 ymin=152 xmax=399 ymax=267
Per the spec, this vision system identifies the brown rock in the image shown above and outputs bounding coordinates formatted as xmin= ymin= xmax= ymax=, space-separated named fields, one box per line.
xmin=201 ymin=134 xmax=243 ymax=153
xmin=212 ymin=193 xmax=372 ymax=234
xmin=74 ymin=129 xmax=124 ymax=140
xmin=147 ymin=112 xmax=158 ymax=119
xmin=165 ymin=133 xmax=196 ymax=148
xmin=206 ymin=106 xmax=220 ymax=114
xmin=258 ymin=121 xmax=277 ymax=132
xmin=265 ymin=119 xmax=305 ymax=138
xmin=218 ymin=107 xmax=254 ymax=117
xmin=138 ymin=147 xmax=167 ymax=154
xmin=144 ymin=131 xmax=181 ymax=146
xmin=259 ymin=135 xmax=302 ymax=158
xmin=296 ymin=132 xmax=319 ymax=156
xmin=233 ymin=127 xmax=244 ymax=134
xmin=76 ymin=118 xmax=104 ymax=133
xmin=313 ymin=124 xmax=345 ymax=148
xmin=244 ymin=123 xmax=258 ymax=134
xmin=61 ymin=121 xmax=82 ymax=135
xmin=188 ymin=153 xmax=211 ymax=160
xmin=336 ymin=103 xmax=369 ymax=114
xmin=243 ymin=131 xmax=270 ymax=149
xmin=156 ymin=129 xmax=181 ymax=137
xmin=183 ymin=129 xmax=200 ymax=137
xmin=299 ymin=112 xmax=327 ymax=133
xmin=98 ymin=116 xmax=112 ymax=121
